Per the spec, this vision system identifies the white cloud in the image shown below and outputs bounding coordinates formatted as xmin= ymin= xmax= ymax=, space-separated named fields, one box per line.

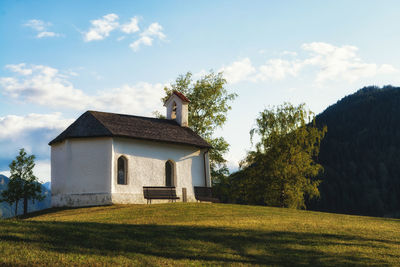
xmin=130 ymin=36 xmax=153 ymax=51
xmin=0 ymin=170 xmax=10 ymax=178
xmin=37 ymin=31 xmax=59 ymax=38
xmin=24 ymin=19 xmax=49 ymax=31
xmin=0 ymin=113 xmax=72 ymax=182
xmin=1 ymin=161 xmax=52 ymax=183
xmin=257 ymin=59 xmax=302 ymax=81
xmin=221 ymin=42 xmax=398 ymax=84
xmin=1 ymin=64 xmax=91 ymax=109
xmin=0 ymin=113 xmax=73 ymax=180
xmin=143 ymin=22 xmax=166 ymax=39
xmin=121 ymin=17 xmax=140 ymax=34
xmin=221 ymin=57 xmax=301 ymax=83
xmin=0 ymin=113 xmax=70 ymax=140
xmin=24 ymin=19 xmax=60 ymax=38
xmin=282 ymin=51 xmax=297 ymax=56
xmin=1 ymin=63 xmax=166 ymax=116
xmin=5 ymin=63 xmax=32 ymax=75
xmin=32 ymin=160 xmax=51 ymax=183
xmin=301 ymin=42 xmax=398 ymax=83
xmin=84 ymin=13 xmax=120 ymax=42
xmin=95 ymin=82 xmax=165 ymax=115
xmin=192 ymin=69 xmax=208 ymax=80
xmin=379 ymin=64 xmax=398 ymax=73
xmin=220 ymin=58 xmax=256 ymax=84
xmin=129 ymin=22 xmax=166 ymax=51
xmin=83 ymin=14 xmax=166 ymax=51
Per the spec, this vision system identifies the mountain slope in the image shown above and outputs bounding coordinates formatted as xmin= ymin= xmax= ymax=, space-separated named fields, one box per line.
xmin=308 ymin=85 xmax=400 ymax=217
xmin=0 ymin=203 xmax=399 ymax=266
xmin=0 ymin=175 xmax=51 ymax=218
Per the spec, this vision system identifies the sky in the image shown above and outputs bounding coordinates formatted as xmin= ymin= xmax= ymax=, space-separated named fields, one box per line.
xmin=1 ymin=0 xmax=400 ymax=182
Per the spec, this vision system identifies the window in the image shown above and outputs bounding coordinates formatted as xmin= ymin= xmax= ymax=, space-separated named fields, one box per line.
xmin=165 ymin=160 xmax=175 ymax=187
xmin=117 ymin=156 xmax=127 ymax=185
xmin=171 ymin=102 xmax=177 ymax=119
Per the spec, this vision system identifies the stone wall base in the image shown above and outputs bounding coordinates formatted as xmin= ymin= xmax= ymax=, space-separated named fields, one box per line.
xmin=52 ymin=193 xmax=112 ymax=207
xmin=52 ymin=192 xmax=197 ymax=207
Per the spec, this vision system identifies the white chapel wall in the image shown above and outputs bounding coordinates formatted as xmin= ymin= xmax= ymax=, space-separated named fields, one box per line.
xmin=51 ymin=137 xmax=113 ymax=207
xmin=111 ymin=137 xmax=207 ymax=203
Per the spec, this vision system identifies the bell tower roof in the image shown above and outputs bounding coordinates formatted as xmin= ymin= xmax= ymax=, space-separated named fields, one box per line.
xmin=164 ymin=91 xmax=190 ymax=106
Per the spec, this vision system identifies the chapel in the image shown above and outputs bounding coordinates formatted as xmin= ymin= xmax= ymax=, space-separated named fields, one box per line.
xmin=49 ymin=91 xmax=211 ymax=207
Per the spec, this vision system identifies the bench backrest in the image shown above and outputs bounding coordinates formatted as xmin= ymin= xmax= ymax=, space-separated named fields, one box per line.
xmin=194 ymin=186 xmax=213 ymax=198
xmin=143 ymin=186 xmax=178 ymax=199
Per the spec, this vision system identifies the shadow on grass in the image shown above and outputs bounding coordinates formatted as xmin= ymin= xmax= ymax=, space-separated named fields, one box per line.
xmin=14 ymin=205 xmax=114 ymax=219
xmin=0 ymin=220 xmax=398 ymax=266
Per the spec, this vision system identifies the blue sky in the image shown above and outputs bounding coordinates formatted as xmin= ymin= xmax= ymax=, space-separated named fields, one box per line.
xmin=1 ymin=0 xmax=400 ymax=182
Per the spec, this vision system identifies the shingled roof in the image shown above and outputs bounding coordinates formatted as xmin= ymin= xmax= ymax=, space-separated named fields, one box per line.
xmin=49 ymin=111 xmax=211 ymax=148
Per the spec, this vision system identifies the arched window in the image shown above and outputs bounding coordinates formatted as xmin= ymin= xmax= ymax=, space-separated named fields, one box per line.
xmin=165 ymin=160 xmax=175 ymax=187
xmin=171 ymin=101 xmax=177 ymax=119
xmin=117 ymin=156 xmax=127 ymax=185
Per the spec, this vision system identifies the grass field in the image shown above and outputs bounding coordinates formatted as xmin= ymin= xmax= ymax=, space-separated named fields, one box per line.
xmin=0 ymin=203 xmax=399 ymax=266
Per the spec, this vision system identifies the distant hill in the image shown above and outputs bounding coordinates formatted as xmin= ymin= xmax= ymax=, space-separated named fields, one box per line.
xmin=0 ymin=174 xmax=51 ymax=218
xmin=43 ymin=182 xmax=51 ymax=190
xmin=308 ymin=85 xmax=400 ymax=218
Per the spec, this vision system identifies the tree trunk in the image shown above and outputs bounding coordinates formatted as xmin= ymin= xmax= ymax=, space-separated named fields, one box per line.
xmin=280 ymin=183 xmax=285 ymax=208
xmin=14 ymin=201 xmax=18 ymax=217
xmin=23 ymin=196 xmax=28 ymax=216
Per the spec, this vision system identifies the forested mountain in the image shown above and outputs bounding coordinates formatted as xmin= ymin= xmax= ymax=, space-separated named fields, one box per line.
xmin=0 ymin=175 xmax=51 ymax=218
xmin=308 ymin=85 xmax=400 ymax=218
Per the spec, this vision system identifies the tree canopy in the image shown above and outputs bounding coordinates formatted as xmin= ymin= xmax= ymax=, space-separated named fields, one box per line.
xmin=219 ymin=103 xmax=326 ymax=209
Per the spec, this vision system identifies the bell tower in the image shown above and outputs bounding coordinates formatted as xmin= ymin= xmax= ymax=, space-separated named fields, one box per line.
xmin=164 ymin=91 xmax=190 ymax=127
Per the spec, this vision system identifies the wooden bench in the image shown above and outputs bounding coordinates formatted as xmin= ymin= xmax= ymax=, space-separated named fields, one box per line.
xmin=194 ymin=186 xmax=220 ymax=203
xmin=143 ymin=186 xmax=180 ymax=204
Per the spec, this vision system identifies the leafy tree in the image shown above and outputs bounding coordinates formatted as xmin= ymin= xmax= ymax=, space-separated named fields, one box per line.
xmin=161 ymin=71 xmax=237 ymax=180
xmin=0 ymin=149 xmax=44 ymax=216
xmin=240 ymin=103 xmax=327 ymax=209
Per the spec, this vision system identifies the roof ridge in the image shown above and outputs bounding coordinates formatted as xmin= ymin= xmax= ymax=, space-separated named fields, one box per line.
xmin=88 ymin=110 xmax=175 ymax=123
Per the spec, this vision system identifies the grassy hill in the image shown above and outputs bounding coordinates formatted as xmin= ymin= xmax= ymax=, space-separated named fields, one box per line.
xmin=0 ymin=204 xmax=399 ymax=266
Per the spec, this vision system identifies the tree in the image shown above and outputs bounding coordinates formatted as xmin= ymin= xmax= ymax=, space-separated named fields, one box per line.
xmin=0 ymin=149 xmax=44 ymax=216
xmin=241 ymin=103 xmax=327 ymax=209
xmin=161 ymin=71 xmax=237 ymax=180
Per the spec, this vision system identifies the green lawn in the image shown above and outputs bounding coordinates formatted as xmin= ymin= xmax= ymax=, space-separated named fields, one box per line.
xmin=0 ymin=203 xmax=399 ymax=266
